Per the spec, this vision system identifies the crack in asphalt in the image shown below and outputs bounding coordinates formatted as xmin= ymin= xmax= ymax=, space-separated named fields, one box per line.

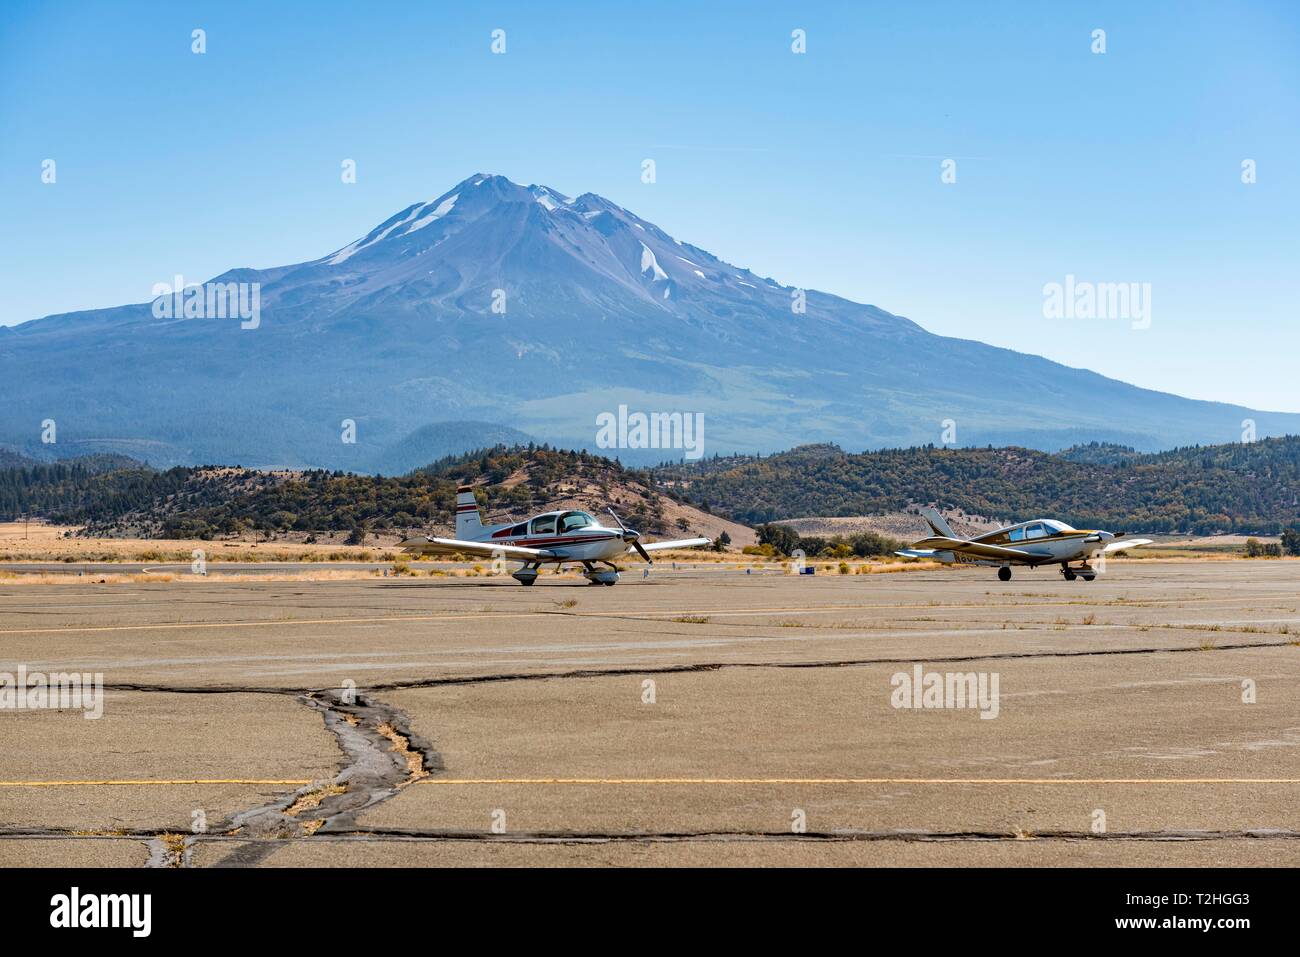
xmin=11 ymin=638 xmax=1296 ymax=866
xmin=203 ymin=689 xmax=441 ymax=868
xmin=79 ymin=634 xmax=1296 ymax=699
xmin=294 ymin=826 xmax=1300 ymax=843
xmin=92 ymin=689 xmax=444 ymax=869
xmin=11 ymin=827 xmax=1284 ymax=847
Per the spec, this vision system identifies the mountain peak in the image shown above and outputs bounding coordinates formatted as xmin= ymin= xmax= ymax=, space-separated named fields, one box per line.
xmin=6 ymin=171 xmax=1299 ymax=470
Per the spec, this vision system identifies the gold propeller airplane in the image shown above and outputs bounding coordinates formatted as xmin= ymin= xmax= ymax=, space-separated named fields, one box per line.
xmin=896 ymin=506 xmax=1152 ymax=581
xmin=398 ymin=485 xmax=710 ymax=586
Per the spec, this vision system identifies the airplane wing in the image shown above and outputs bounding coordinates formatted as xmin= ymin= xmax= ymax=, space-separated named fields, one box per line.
xmin=638 ymin=538 xmax=711 ymax=552
xmin=397 ymin=537 xmax=554 ymax=560
xmin=909 ymin=536 xmax=1035 ymax=561
xmin=1101 ymin=538 xmax=1153 ymax=553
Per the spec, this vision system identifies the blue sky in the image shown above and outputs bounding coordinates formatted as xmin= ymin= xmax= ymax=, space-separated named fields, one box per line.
xmin=2 ymin=0 xmax=1298 ymax=411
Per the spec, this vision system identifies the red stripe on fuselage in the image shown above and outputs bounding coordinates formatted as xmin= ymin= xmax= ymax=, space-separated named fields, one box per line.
xmin=481 ymin=533 xmax=617 ymax=548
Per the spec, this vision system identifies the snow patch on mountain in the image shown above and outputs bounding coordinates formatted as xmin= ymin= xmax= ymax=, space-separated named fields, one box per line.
xmin=529 ymin=185 xmax=573 ymax=211
xmin=329 ymin=204 xmax=425 ymax=264
xmin=405 ymin=194 xmax=459 ymax=234
xmin=639 ymin=243 xmax=668 ymax=281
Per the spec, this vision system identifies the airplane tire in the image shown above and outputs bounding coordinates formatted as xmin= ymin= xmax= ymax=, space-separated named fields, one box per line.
xmin=1081 ymin=574 xmax=1095 ymax=582
xmin=1062 ymin=568 xmax=1076 ymax=581
xmin=519 ymin=579 xmax=535 ymax=586
xmin=997 ymin=567 xmax=1011 ymax=582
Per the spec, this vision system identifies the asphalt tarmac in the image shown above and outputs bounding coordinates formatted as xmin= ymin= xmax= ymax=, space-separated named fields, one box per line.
xmin=1 ymin=560 xmax=1297 ymax=866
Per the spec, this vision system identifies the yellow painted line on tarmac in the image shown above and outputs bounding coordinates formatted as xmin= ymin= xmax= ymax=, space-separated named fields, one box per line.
xmin=7 ymin=776 xmax=1298 ymax=789
xmin=417 ymin=777 xmax=1300 ymax=786
xmin=0 ymin=779 xmax=312 ymax=788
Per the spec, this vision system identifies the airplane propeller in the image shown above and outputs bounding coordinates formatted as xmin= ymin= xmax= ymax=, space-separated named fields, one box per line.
xmin=607 ymin=507 xmax=652 ymax=564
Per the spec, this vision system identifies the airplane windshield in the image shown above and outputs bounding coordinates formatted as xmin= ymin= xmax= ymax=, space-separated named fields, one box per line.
xmin=1044 ymin=520 xmax=1075 ymax=532
xmin=559 ymin=511 xmax=595 ymax=532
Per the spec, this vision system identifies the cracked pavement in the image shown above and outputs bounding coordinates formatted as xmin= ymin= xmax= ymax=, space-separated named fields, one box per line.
xmin=1 ymin=560 xmax=1299 ymax=866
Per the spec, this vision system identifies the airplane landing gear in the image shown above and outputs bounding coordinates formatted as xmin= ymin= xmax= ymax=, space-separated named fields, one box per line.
xmin=1061 ymin=566 xmax=1076 ymax=581
xmin=581 ymin=561 xmax=620 ymax=586
xmin=997 ymin=566 xmax=1012 ymax=582
xmin=512 ymin=563 xmax=540 ymax=586
xmin=1061 ymin=564 xmax=1095 ymax=582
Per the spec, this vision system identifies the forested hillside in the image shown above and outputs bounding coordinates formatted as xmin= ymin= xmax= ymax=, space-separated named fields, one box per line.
xmin=0 ymin=446 xmax=689 ymax=540
xmin=654 ymin=437 xmax=1300 ymax=534
xmin=5 ymin=437 xmax=1299 ymax=538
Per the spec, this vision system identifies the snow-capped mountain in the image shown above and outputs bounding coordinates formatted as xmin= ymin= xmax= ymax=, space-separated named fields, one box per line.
xmin=2 ymin=173 xmax=1296 ymax=470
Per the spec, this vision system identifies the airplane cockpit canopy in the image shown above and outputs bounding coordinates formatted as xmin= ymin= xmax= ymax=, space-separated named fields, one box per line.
xmin=559 ymin=510 xmax=597 ymax=532
xmin=1008 ymin=519 xmax=1076 ymax=541
xmin=1042 ymin=519 xmax=1076 ymax=532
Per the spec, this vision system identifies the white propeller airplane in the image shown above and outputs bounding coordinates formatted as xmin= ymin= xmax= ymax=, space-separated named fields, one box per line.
xmin=896 ymin=506 xmax=1152 ymax=582
xmin=398 ymin=485 xmax=710 ymax=586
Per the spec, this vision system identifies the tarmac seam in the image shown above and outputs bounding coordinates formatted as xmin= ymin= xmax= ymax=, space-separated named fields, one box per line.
xmin=104 ymin=828 xmax=1300 ymax=846
xmin=295 ymin=636 xmax=1300 ymax=692
xmin=52 ymin=634 xmax=1293 ymax=700
xmin=11 ymin=828 xmax=1299 ymax=844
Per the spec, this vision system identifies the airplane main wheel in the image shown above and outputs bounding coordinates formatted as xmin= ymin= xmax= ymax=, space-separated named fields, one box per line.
xmin=997 ymin=567 xmax=1012 ymax=582
xmin=1062 ymin=568 xmax=1077 ymax=581
xmin=603 ymin=580 xmax=616 ymax=586
xmin=519 ymin=579 xmax=535 ymax=586
xmin=1080 ymin=574 xmax=1095 ymax=582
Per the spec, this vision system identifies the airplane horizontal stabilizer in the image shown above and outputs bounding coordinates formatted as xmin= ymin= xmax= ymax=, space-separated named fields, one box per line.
xmin=912 ymin=536 xmax=1034 ymax=560
xmin=1101 ymin=538 xmax=1153 ymax=553
xmin=398 ymin=536 xmax=553 ymax=560
xmin=640 ymin=538 xmax=711 ymax=552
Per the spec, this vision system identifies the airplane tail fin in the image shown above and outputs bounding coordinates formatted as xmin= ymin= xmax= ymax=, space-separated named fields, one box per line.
xmin=919 ymin=505 xmax=961 ymax=540
xmin=455 ymin=485 xmax=484 ymax=539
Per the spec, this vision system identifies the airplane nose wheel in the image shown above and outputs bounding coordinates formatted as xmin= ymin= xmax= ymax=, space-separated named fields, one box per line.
xmin=997 ymin=566 xmax=1011 ymax=582
xmin=1061 ymin=566 xmax=1077 ymax=581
